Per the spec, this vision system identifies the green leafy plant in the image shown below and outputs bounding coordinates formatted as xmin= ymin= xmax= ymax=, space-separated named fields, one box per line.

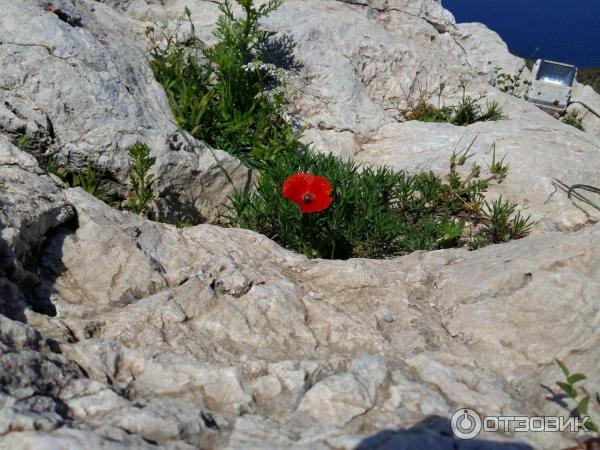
xmin=510 ymin=211 xmax=533 ymax=239
xmin=230 ymin=148 xmax=528 ymax=259
xmin=42 ymin=159 xmax=100 ymax=195
xmin=555 ymin=359 xmax=599 ymax=433
xmin=479 ymin=100 xmax=504 ymax=122
xmin=150 ymin=2 xmax=529 ymax=260
xmin=561 ymin=110 xmax=585 ymax=131
xmin=452 ymin=96 xmax=480 ymax=127
xmin=147 ymin=0 xmax=298 ymax=168
xmin=488 ymin=144 xmax=510 ymax=183
xmin=453 ymin=78 xmax=505 ymax=125
xmin=13 ymin=134 xmax=33 ymax=150
xmin=400 ymin=79 xmax=504 ymax=126
xmin=71 ymin=165 xmax=100 ymax=195
xmin=437 ymin=217 xmax=466 ymax=248
xmin=397 ymin=83 xmax=453 ymax=123
xmin=484 ymin=196 xmax=516 ymax=243
xmin=494 ymin=65 xmax=528 ymax=97
xmin=42 ymin=157 xmax=68 ymax=180
xmin=127 ymin=142 xmax=156 ymax=217
xmin=483 ymin=196 xmax=531 ymax=243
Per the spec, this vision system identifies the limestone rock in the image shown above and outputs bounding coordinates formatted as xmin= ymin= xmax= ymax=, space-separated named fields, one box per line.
xmin=0 ymin=0 xmax=252 ymax=223
xmin=0 ymin=136 xmax=75 ymax=318
xmin=1 ymin=182 xmax=595 ymax=449
xmin=569 ymin=82 xmax=600 ymax=138
xmin=354 ymin=98 xmax=600 ymax=231
xmin=1 ymin=1 xmax=600 ymax=449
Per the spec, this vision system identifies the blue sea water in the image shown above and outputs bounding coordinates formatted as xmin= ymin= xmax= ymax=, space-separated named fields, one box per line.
xmin=443 ymin=0 xmax=600 ymax=68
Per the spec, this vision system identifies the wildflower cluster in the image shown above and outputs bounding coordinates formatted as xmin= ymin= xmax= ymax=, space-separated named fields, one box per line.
xmin=232 ymin=148 xmax=530 ymax=259
xmin=242 ymin=60 xmax=282 ymax=78
xmin=150 ymin=0 xmax=531 ymax=260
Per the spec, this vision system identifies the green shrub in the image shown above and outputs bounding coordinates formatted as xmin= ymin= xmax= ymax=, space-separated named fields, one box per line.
xmin=230 ymin=149 xmax=528 ymax=259
xmin=72 ymin=165 xmax=100 ymax=195
xmin=561 ymin=110 xmax=585 ymax=131
xmin=43 ymin=159 xmax=100 ymax=196
xmin=147 ymin=0 xmax=299 ymax=168
xmin=13 ymin=134 xmax=33 ymax=150
xmin=150 ymin=2 xmax=530 ymax=260
xmin=39 ymin=146 xmax=156 ymax=216
xmin=127 ymin=142 xmax=156 ymax=217
xmin=494 ymin=65 xmax=528 ymax=97
xmin=484 ymin=196 xmax=531 ymax=243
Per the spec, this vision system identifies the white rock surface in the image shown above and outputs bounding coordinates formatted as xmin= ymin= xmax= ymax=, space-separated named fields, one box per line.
xmin=1 ymin=0 xmax=600 ymax=449
xmin=2 ymin=171 xmax=598 ymax=448
xmin=0 ymin=0 xmax=252 ymax=223
xmin=354 ymin=99 xmax=600 ymax=231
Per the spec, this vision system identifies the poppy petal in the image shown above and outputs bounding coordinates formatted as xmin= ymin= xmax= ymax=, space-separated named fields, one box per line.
xmin=308 ymin=175 xmax=332 ymax=196
xmin=282 ymin=173 xmax=310 ymax=204
xmin=300 ymin=193 xmax=333 ymax=213
xmin=282 ymin=173 xmax=333 ymax=214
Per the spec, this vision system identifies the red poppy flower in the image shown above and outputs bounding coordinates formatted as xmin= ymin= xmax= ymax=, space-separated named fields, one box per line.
xmin=282 ymin=173 xmax=333 ymax=214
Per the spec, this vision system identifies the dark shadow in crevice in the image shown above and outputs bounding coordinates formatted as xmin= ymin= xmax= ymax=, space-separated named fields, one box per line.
xmin=21 ymin=215 xmax=79 ymax=319
xmin=0 ymin=270 xmax=28 ymax=323
xmin=201 ymin=410 xmax=220 ymax=431
xmin=357 ymin=416 xmax=534 ymax=450
xmin=43 ymin=4 xmax=84 ymax=28
xmin=0 ymin=199 xmax=69 ymax=322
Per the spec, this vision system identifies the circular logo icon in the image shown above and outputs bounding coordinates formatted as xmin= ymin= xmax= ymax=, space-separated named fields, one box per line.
xmin=451 ymin=408 xmax=482 ymax=440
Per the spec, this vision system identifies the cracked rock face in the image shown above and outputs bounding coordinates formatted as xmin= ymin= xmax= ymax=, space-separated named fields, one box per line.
xmin=0 ymin=0 xmax=253 ymax=224
xmin=2 ymin=153 xmax=600 ymax=449
xmin=1 ymin=0 xmax=600 ymax=449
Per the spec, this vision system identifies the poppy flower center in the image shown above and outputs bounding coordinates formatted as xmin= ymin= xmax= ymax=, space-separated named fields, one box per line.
xmin=302 ymin=192 xmax=316 ymax=204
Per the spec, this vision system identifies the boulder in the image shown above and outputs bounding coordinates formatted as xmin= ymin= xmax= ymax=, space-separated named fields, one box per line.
xmin=354 ymin=95 xmax=600 ymax=231
xmin=0 ymin=136 xmax=74 ymax=319
xmin=0 ymin=0 xmax=252 ymax=223
xmin=1 ymin=0 xmax=600 ymax=449
xmin=1 ymin=182 xmax=596 ymax=449
xmin=569 ymin=82 xmax=600 ymax=138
